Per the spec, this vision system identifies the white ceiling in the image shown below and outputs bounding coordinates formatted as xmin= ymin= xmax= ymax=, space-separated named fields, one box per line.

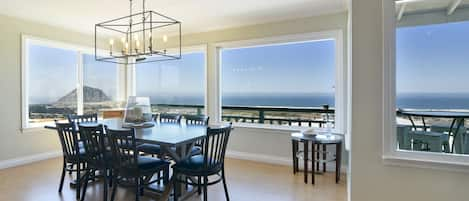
xmin=0 ymin=0 xmax=348 ymax=36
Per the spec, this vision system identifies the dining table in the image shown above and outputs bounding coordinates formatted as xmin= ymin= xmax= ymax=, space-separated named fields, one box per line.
xmin=45 ymin=118 xmax=209 ymax=201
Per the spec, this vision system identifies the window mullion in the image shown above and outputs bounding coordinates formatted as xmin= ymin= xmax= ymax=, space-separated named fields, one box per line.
xmin=77 ymin=52 xmax=84 ymax=115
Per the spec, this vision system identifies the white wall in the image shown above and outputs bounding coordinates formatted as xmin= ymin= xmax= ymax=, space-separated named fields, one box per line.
xmin=350 ymin=1 xmax=469 ymax=200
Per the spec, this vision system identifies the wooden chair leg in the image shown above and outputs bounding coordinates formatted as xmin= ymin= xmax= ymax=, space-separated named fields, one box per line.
xmin=80 ymin=171 xmax=90 ymax=201
xmin=203 ymin=176 xmax=208 ymax=201
xmin=173 ymin=172 xmax=179 ymax=201
xmin=135 ymin=177 xmax=140 ymax=201
xmin=58 ymin=160 xmax=66 ymax=193
xmin=222 ymin=169 xmax=230 ymax=201
xmin=292 ymin=140 xmax=298 ymax=174
xmin=110 ymin=177 xmax=118 ymax=201
xmin=76 ymin=163 xmax=81 ymax=200
xmin=103 ymin=169 xmax=108 ymax=201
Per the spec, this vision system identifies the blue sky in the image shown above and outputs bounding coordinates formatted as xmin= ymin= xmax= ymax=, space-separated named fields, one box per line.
xmin=30 ymin=20 xmax=469 ymax=105
xmin=397 ymin=20 xmax=469 ymax=94
xmin=221 ymin=40 xmax=336 ymax=95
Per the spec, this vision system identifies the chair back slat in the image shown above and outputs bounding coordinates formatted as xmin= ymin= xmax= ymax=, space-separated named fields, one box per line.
xmin=68 ymin=113 xmax=98 ymax=124
xmin=56 ymin=122 xmax=80 ymax=160
xmin=185 ymin=115 xmax=209 ymax=126
xmin=158 ymin=113 xmax=182 ymax=124
xmin=79 ymin=124 xmax=107 ymax=166
xmin=106 ymin=128 xmax=139 ymax=172
xmin=201 ymin=123 xmax=232 ymax=169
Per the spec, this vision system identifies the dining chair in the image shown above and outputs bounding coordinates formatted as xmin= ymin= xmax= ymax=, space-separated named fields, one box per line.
xmin=66 ymin=113 xmax=98 ymax=174
xmin=107 ymin=127 xmax=170 ymax=201
xmin=185 ymin=115 xmax=209 ymax=156
xmin=78 ymin=123 xmax=113 ymax=201
xmin=56 ymin=122 xmax=87 ymax=200
xmin=68 ymin=113 xmax=99 ymax=124
xmin=158 ymin=113 xmax=182 ymax=124
xmin=172 ymin=123 xmax=233 ymax=201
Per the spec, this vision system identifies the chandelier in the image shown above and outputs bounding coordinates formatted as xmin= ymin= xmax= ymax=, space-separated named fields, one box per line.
xmin=95 ymin=0 xmax=181 ymax=64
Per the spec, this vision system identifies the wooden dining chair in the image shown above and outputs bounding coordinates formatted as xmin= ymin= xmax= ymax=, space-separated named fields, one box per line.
xmin=158 ymin=113 xmax=182 ymax=124
xmin=107 ymin=127 xmax=170 ymax=201
xmin=185 ymin=115 xmax=209 ymax=156
xmin=79 ymin=123 xmax=113 ymax=201
xmin=68 ymin=113 xmax=99 ymax=124
xmin=172 ymin=123 xmax=233 ymax=201
xmin=55 ymin=122 xmax=87 ymax=200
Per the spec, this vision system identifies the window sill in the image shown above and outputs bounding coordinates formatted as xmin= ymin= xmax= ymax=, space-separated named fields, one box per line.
xmin=20 ymin=127 xmax=53 ymax=134
xmin=383 ymin=152 xmax=469 ymax=173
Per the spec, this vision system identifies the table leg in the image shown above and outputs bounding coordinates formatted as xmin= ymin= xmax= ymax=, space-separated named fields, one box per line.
xmin=336 ymin=142 xmax=342 ymax=183
xmin=322 ymin=144 xmax=326 ymax=173
xmin=311 ymin=141 xmax=315 ymax=185
xmin=292 ymin=140 xmax=298 ymax=174
xmin=316 ymin=144 xmax=320 ymax=171
xmin=303 ymin=140 xmax=308 ymax=184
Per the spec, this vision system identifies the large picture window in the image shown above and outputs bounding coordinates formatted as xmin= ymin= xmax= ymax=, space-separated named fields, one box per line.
xmin=220 ymin=39 xmax=337 ymax=128
xmin=22 ymin=37 xmax=122 ymax=128
xmin=385 ymin=0 xmax=469 ymax=166
xmin=135 ymin=51 xmax=206 ymax=115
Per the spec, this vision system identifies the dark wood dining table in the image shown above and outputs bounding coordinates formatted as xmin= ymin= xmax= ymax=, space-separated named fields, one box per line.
xmin=45 ymin=118 xmax=209 ymax=201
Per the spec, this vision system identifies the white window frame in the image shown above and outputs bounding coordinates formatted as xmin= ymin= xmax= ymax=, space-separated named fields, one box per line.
xmin=214 ymin=30 xmax=346 ymax=133
xmin=130 ymin=44 xmax=209 ymax=115
xmin=382 ymin=0 xmax=469 ymax=171
xmin=21 ymin=34 xmax=121 ymax=130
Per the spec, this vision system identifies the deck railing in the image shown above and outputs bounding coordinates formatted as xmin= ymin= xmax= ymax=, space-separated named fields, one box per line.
xmin=151 ymin=104 xmax=335 ymax=128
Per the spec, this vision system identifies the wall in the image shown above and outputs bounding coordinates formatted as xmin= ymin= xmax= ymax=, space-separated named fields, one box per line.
xmin=0 ymin=12 xmax=348 ymax=170
xmin=0 ymin=14 xmax=99 ymax=164
xmin=350 ymin=1 xmax=469 ymax=200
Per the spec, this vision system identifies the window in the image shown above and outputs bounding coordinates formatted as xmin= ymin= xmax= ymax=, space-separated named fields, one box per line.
xmin=83 ymin=54 xmax=121 ymax=114
xmin=22 ymin=36 xmax=122 ymax=128
xmin=135 ymin=50 xmax=206 ymax=115
xmin=26 ymin=43 xmax=78 ymax=127
xmin=383 ymin=0 xmax=469 ymax=166
xmin=220 ymin=39 xmax=338 ymax=128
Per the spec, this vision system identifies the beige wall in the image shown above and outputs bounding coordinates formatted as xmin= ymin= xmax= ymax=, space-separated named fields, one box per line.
xmin=350 ymin=1 xmax=469 ymax=200
xmin=0 ymin=14 xmax=98 ymax=162
xmin=0 ymin=12 xmax=348 ymax=170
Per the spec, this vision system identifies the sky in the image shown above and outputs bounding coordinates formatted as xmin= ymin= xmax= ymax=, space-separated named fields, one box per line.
xmin=221 ymin=40 xmax=336 ymax=95
xmin=396 ymin=20 xmax=469 ymax=94
xmin=30 ymin=20 xmax=469 ymax=105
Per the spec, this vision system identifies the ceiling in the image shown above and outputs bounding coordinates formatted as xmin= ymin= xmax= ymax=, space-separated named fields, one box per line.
xmin=0 ymin=0 xmax=348 ymax=36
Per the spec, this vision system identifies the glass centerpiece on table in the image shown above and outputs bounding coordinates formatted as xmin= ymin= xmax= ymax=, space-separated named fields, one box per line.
xmin=123 ymin=96 xmax=154 ymax=128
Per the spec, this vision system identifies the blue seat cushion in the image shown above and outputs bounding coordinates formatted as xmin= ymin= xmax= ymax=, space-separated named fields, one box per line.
xmin=175 ymin=155 xmax=205 ymax=171
xmin=169 ymin=146 xmax=202 ymax=156
xmin=137 ymin=144 xmax=162 ymax=155
xmin=138 ymin=156 xmax=169 ymax=170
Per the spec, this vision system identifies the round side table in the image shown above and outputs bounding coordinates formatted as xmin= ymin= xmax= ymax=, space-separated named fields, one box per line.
xmin=291 ymin=132 xmax=343 ymax=185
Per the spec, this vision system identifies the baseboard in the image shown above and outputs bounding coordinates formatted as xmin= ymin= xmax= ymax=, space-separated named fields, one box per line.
xmin=226 ymin=150 xmax=347 ymax=173
xmin=0 ymin=151 xmax=62 ymax=170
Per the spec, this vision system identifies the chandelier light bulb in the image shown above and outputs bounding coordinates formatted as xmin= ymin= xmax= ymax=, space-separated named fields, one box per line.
xmin=109 ymin=39 xmax=114 ymax=45
xmin=163 ymin=35 xmax=168 ymax=42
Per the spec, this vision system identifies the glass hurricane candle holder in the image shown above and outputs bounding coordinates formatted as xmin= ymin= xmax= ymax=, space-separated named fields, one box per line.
xmin=123 ymin=96 xmax=154 ymax=127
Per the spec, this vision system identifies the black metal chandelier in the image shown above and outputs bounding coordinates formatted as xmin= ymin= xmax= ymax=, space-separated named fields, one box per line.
xmin=95 ymin=0 xmax=181 ymax=64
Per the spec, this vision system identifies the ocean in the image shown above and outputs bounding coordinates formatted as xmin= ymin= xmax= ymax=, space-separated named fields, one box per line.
xmin=148 ymin=93 xmax=469 ymax=109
